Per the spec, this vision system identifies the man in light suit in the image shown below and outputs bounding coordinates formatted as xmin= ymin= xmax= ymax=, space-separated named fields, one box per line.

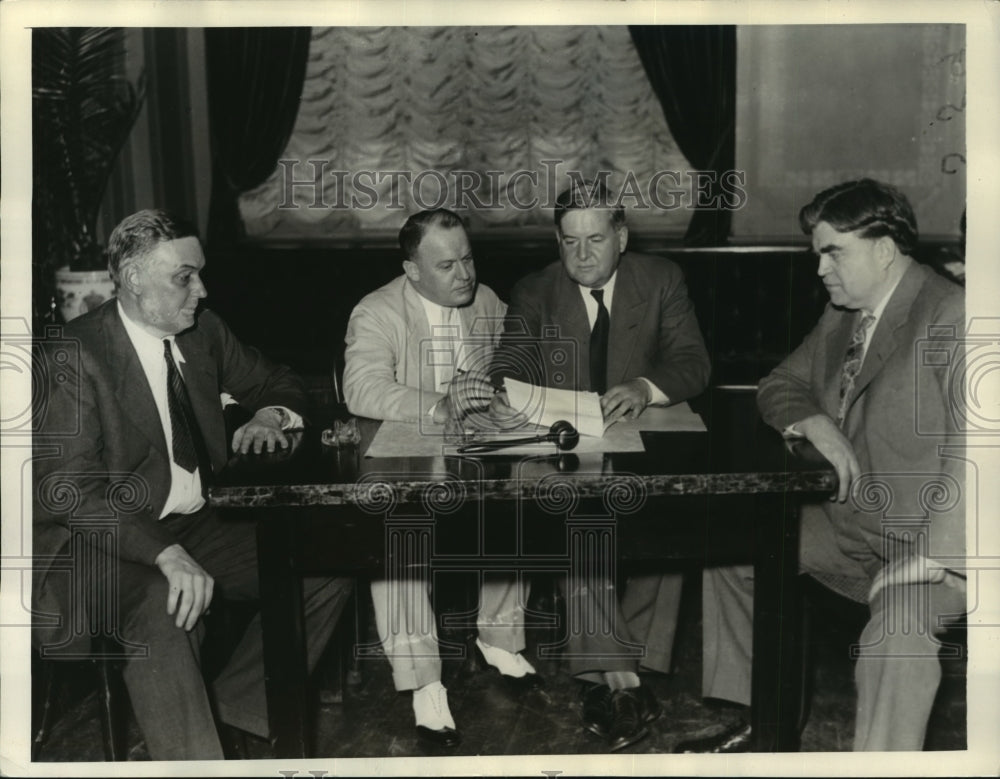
xmin=678 ymin=179 xmax=966 ymax=753
xmin=491 ymin=181 xmax=711 ymax=750
xmin=343 ymin=208 xmax=539 ymax=748
xmin=32 ymin=210 xmax=353 ymax=760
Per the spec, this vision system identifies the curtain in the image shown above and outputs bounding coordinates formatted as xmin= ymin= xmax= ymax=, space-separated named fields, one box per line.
xmin=238 ymin=26 xmax=694 ymax=239
xmin=629 ymin=26 xmax=736 ymax=246
xmin=205 ymin=27 xmax=311 ymax=243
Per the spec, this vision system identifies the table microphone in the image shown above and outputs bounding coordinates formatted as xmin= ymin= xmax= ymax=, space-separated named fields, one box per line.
xmin=457 ymin=420 xmax=580 ymax=454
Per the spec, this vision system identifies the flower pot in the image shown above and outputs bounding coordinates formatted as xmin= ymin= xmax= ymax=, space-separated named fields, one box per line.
xmin=54 ymin=267 xmax=116 ymax=323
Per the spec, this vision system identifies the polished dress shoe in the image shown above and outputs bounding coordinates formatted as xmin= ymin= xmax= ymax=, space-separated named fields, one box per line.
xmin=413 ymin=681 xmax=461 ymax=748
xmin=607 ymin=689 xmax=650 ymax=751
xmin=673 ymin=720 xmax=752 ymax=753
xmin=415 ymin=725 xmax=462 ymax=747
xmin=582 ymin=683 xmax=661 ymax=739
xmin=581 ymin=684 xmax=613 ymax=737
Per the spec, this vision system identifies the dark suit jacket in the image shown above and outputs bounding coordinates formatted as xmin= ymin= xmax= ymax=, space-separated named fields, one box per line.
xmin=757 ymin=261 xmax=965 ymax=587
xmin=32 ymin=300 xmax=306 ymax=647
xmin=492 ymin=252 xmax=710 ymax=403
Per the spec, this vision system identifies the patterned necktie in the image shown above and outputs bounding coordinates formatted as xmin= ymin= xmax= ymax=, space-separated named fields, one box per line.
xmin=836 ymin=313 xmax=876 ymax=427
xmin=589 ymin=289 xmax=610 ymax=395
xmin=163 ymin=339 xmax=208 ymax=476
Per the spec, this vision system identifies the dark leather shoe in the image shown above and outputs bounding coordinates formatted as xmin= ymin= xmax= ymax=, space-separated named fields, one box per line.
xmin=607 ymin=689 xmax=650 ymax=751
xmin=581 ymin=684 xmax=612 ymax=737
xmin=416 ymin=725 xmax=462 ymax=748
xmin=633 ymin=684 xmax=662 ymax=725
xmin=673 ymin=720 xmax=752 ymax=753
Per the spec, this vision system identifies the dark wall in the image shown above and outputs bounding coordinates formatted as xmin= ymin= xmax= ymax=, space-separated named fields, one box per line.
xmin=202 ymin=240 xmax=961 ymax=390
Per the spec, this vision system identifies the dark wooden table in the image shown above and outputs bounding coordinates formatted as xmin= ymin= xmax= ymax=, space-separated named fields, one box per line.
xmin=211 ymin=389 xmax=836 ymax=758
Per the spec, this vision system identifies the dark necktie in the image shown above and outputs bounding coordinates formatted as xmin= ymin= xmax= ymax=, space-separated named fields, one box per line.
xmin=836 ymin=313 xmax=876 ymax=427
xmin=589 ymin=289 xmax=610 ymax=394
xmin=163 ymin=339 xmax=209 ymax=478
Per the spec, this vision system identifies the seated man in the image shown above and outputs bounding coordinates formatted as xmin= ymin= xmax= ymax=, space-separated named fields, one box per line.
xmin=678 ymin=179 xmax=966 ymax=753
xmin=490 ymin=181 xmax=711 ymax=750
xmin=343 ymin=208 xmax=539 ymax=748
xmin=32 ymin=209 xmax=353 ymax=760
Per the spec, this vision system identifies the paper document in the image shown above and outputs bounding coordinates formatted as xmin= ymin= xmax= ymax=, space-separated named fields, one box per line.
xmin=504 ymin=378 xmax=605 ymax=438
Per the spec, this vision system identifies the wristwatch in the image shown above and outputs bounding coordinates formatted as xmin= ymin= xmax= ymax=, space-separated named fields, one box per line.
xmin=263 ymin=406 xmax=289 ymax=428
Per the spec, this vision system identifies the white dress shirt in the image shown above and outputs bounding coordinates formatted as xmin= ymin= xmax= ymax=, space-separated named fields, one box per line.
xmin=118 ymin=303 xmax=301 ymax=518
xmin=576 ymin=271 xmax=669 ymax=404
xmin=416 ymin=293 xmax=466 ymax=393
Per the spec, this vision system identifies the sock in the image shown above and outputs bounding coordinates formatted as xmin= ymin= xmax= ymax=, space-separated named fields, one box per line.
xmin=603 ymin=671 xmax=640 ymax=691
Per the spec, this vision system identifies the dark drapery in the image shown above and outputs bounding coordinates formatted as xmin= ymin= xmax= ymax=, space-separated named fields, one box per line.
xmin=205 ymin=27 xmax=311 ymax=244
xmin=629 ymin=26 xmax=737 ymax=247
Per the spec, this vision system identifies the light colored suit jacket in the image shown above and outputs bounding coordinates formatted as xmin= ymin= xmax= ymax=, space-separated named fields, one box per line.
xmin=493 ymin=252 xmax=710 ymax=403
xmin=33 ymin=300 xmax=306 ymax=647
xmin=343 ymin=276 xmax=507 ymax=421
xmin=757 ymin=261 xmax=965 ymax=585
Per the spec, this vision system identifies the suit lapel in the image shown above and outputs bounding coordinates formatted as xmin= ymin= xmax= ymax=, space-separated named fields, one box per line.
xmin=553 ymin=269 xmax=592 ymax=389
xmin=403 ymin=280 xmax=436 ymax=393
xmin=105 ymin=306 xmax=168 ymax=458
xmin=175 ymin=329 xmax=227 ymax=470
xmin=607 ymin=260 xmax=647 ymax=386
xmin=850 ymin=263 xmax=926 ymax=403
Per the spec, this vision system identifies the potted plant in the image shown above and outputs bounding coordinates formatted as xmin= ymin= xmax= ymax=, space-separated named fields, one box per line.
xmin=32 ymin=27 xmax=146 ymax=324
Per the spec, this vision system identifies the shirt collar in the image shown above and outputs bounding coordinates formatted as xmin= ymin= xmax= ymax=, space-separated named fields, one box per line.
xmin=864 ymin=272 xmax=904 ymax=321
xmin=578 ymin=269 xmax=618 ymax=301
xmin=118 ymin=301 xmax=184 ymax=362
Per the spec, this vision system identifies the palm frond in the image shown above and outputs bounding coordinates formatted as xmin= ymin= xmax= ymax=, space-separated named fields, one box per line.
xmin=33 ymin=27 xmax=146 ymax=270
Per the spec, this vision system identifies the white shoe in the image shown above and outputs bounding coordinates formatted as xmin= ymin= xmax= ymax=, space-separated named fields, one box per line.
xmin=476 ymin=638 xmax=537 ymax=678
xmin=412 ymin=680 xmax=457 ymax=731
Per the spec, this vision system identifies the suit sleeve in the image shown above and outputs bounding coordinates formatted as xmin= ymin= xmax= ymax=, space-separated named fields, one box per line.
xmin=203 ymin=310 xmax=308 ymax=419
xmin=757 ymin=305 xmax=837 ymax=432
xmin=641 ymin=267 xmax=711 ymax=403
xmin=490 ymin=278 xmax=543 ymax=387
xmin=33 ymin=339 xmax=177 ymax=568
xmin=343 ymin=299 xmax=443 ymax=421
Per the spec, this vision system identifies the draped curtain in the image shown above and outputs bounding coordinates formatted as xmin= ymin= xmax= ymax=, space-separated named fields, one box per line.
xmin=239 ymin=26 xmax=694 ymax=239
xmin=629 ymin=26 xmax=736 ymax=246
xmin=205 ymin=27 xmax=311 ymax=243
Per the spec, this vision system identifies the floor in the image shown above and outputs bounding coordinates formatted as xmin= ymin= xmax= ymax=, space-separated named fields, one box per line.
xmin=32 ymin=574 xmax=966 ymax=763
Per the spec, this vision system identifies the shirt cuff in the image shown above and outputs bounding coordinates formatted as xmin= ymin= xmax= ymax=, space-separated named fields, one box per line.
xmin=639 ymin=377 xmax=669 ymax=405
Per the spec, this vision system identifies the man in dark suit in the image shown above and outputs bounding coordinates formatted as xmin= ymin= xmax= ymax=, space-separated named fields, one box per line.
xmin=32 ymin=209 xmax=353 ymax=760
xmin=491 ymin=181 xmax=711 ymax=750
xmin=678 ymin=179 xmax=966 ymax=753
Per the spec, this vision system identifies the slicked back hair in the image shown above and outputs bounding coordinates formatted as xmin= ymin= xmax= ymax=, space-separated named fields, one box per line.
xmin=107 ymin=209 xmax=199 ymax=283
xmin=554 ymin=180 xmax=626 ymax=232
xmin=398 ymin=209 xmax=467 ymax=262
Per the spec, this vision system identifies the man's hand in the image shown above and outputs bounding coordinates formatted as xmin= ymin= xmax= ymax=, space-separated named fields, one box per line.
xmin=868 ymin=554 xmax=966 ymax=603
xmin=601 ymin=379 xmax=652 ymax=425
xmin=154 ymin=543 xmax=215 ymax=631
xmin=795 ymin=414 xmax=861 ymax=503
xmin=232 ymin=407 xmax=289 ymax=454
xmin=487 ymin=391 xmax=529 ymax=430
xmin=447 ymin=370 xmax=496 ymax=420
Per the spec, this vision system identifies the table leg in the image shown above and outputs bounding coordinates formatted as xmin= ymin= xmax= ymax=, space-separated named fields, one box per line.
xmin=750 ymin=493 xmax=803 ymax=752
xmin=257 ymin=513 xmax=310 ymax=759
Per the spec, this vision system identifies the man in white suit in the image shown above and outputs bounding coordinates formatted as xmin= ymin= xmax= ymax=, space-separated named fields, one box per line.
xmin=343 ymin=208 xmax=538 ymax=747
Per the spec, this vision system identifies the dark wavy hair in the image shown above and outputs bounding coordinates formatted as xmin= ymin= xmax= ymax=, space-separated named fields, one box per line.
xmin=799 ymin=178 xmax=918 ymax=256
xmin=398 ymin=208 xmax=466 ymax=262
xmin=107 ymin=209 xmax=199 ymax=283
